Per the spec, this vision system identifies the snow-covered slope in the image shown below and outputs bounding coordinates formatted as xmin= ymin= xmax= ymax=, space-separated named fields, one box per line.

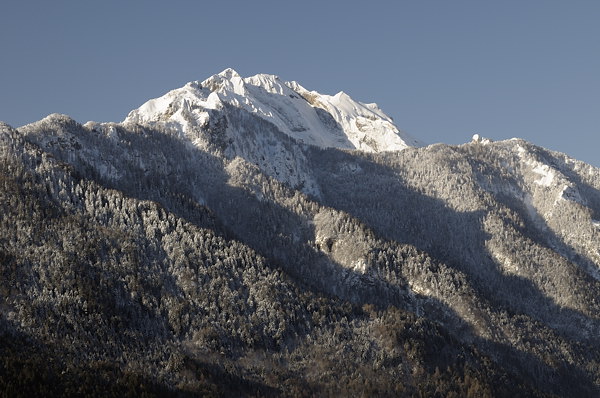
xmin=124 ymin=68 xmax=420 ymax=152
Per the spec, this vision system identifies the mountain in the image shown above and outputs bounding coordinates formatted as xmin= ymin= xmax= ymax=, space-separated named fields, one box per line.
xmin=121 ymin=68 xmax=420 ymax=197
xmin=1 ymin=70 xmax=599 ymax=397
xmin=124 ymin=68 xmax=421 ymax=152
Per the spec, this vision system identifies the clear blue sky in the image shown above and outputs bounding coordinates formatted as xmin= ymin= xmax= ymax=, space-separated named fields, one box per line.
xmin=1 ymin=0 xmax=599 ymax=166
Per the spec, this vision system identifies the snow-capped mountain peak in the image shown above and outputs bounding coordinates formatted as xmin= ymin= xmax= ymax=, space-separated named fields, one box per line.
xmin=124 ymin=68 xmax=421 ymax=152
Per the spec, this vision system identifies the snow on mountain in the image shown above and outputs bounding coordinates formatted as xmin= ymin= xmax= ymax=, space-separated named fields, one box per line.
xmin=124 ymin=68 xmax=421 ymax=153
xmin=285 ymin=80 xmax=422 ymax=151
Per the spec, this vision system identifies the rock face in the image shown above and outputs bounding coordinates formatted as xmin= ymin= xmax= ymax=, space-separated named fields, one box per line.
xmin=1 ymin=71 xmax=599 ymax=396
